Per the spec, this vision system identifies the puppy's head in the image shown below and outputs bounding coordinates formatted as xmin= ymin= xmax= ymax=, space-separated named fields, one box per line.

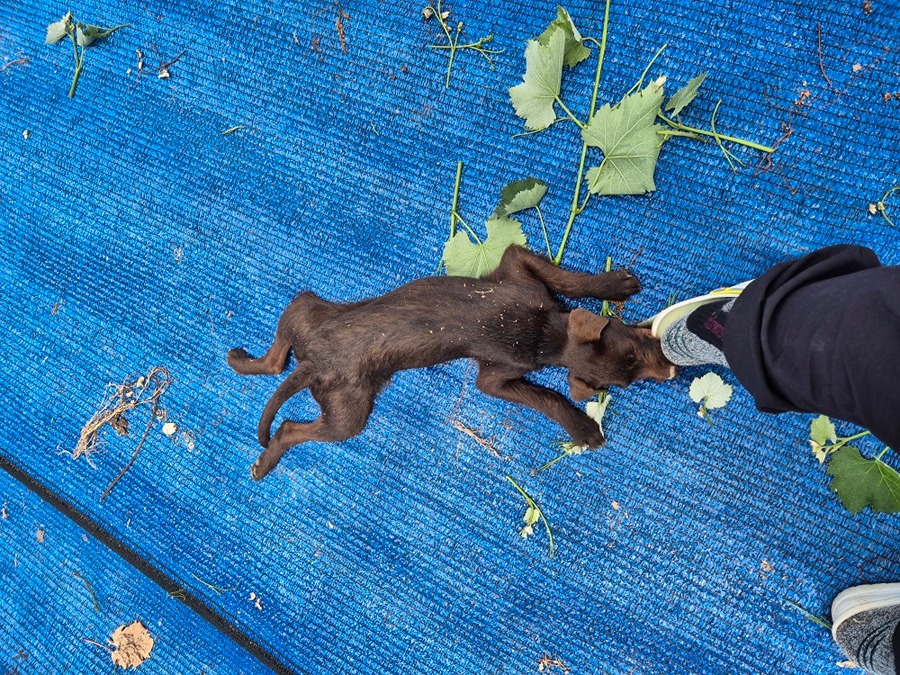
xmin=564 ymin=308 xmax=676 ymax=400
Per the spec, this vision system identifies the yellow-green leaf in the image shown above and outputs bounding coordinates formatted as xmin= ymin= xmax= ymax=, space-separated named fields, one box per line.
xmin=45 ymin=13 xmax=72 ymax=44
xmin=442 ymin=216 xmax=527 ymax=278
xmin=492 ymin=178 xmax=548 ymax=218
xmin=665 ymin=72 xmax=707 ymax=116
xmin=582 ymin=81 xmax=665 ymax=195
xmin=810 ymin=415 xmax=837 ymax=447
xmin=688 ymin=372 xmax=733 ymax=409
xmin=536 ymin=7 xmax=590 ymax=69
xmin=509 ymin=28 xmax=565 ymax=131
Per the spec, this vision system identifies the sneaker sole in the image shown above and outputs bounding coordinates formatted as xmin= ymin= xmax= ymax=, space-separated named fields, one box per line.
xmin=831 ymin=582 xmax=900 ymax=641
xmin=639 ymin=280 xmax=753 ymax=338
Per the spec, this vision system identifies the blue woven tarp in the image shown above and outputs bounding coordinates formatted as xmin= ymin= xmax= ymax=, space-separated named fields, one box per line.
xmin=1 ymin=0 xmax=899 ymax=672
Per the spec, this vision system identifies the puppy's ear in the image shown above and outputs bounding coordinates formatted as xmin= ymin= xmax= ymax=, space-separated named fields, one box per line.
xmin=567 ymin=308 xmax=609 ymax=343
xmin=568 ymin=373 xmax=597 ymax=401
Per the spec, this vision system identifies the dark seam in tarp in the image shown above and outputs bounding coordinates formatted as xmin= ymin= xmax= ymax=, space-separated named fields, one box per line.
xmin=0 ymin=451 xmax=299 ymax=675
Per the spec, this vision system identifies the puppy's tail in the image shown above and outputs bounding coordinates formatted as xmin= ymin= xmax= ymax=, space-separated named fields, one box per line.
xmin=257 ymin=366 xmax=310 ymax=448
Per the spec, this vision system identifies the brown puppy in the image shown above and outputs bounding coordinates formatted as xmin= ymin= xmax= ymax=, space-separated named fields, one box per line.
xmin=228 ymin=246 xmax=675 ymax=479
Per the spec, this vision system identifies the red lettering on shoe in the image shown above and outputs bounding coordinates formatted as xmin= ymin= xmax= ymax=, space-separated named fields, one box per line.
xmin=704 ymin=316 xmax=725 ymax=339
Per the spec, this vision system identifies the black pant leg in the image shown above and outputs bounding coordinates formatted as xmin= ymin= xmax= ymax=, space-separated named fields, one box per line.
xmin=723 ymin=245 xmax=900 ymax=453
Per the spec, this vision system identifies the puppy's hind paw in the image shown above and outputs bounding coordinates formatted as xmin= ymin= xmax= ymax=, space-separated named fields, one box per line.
xmin=227 ymin=346 xmax=250 ymax=361
xmin=227 ymin=347 xmax=252 ymax=370
xmin=250 ymin=449 xmax=279 ymax=481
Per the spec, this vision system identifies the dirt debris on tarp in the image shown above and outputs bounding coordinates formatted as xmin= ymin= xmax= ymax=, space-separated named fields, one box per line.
xmin=72 ymin=366 xmax=173 ymax=462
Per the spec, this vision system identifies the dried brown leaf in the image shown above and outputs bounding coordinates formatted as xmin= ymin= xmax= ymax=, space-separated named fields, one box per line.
xmin=110 ymin=621 xmax=154 ymax=669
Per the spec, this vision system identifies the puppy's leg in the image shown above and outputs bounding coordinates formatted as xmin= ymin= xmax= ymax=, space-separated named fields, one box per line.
xmin=492 ymin=245 xmax=640 ymax=301
xmin=475 ymin=362 xmax=605 ymax=448
xmin=256 ymin=363 xmax=313 ymax=447
xmin=227 ymin=335 xmax=291 ymax=375
xmin=251 ymin=384 xmax=376 ymax=480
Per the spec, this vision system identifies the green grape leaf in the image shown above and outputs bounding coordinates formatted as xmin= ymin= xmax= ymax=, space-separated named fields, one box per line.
xmin=536 ymin=6 xmax=590 ymax=69
xmin=688 ymin=372 xmax=733 ymax=409
xmin=582 ymin=80 xmax=665 ymax=195
xmin=45 ymin=13 xmax=72 ymax=44
xmin=509 ymin=27 xmax=565 ymax=131
xmin=492 ymin=178 xmax=548 ymax=217
xmin=442 ymin=216 xmax=527 ymax=278
xmin=665 ymin=72 xmax=707 ymax=116
xmin=827 ymin=446 xmax=900 ymax=515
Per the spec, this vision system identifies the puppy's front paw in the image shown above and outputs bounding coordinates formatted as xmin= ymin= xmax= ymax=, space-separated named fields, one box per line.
xmin=604 ymin=270 xmax=641 ymax=300
xmin=566 ymin=415 xmax=606 ymax=449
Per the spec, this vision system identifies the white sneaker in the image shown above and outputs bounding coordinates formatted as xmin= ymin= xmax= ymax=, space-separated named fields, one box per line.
xmin=640 ymin=280 xmax=753 ymax=338
xmin=831 ymin=582 xmax=900 ymax=674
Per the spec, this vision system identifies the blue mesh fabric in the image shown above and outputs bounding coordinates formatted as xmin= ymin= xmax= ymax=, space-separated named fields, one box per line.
xmin=1 ymin=0 xmax=899 ymax=672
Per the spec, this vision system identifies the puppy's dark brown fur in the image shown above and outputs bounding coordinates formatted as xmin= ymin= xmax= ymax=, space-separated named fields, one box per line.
xmin=228 ymin=246 xmax=675 ymax=479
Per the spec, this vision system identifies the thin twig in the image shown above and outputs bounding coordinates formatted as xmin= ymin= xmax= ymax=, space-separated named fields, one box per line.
xmin=533 ymin=442 xmax=583 ymax=475
xmin=506 ymin=475 xmax=555 ymax=556
xmin=0 ymin=57 xmax=29 ymax=74
xmin=785 ymin=598 xmax=832 ymax=630
xmin=451 ymin=419 xmax=502 ymax=459
xmin=657 ymin=112 xmax=776 ymax=153
xmin=335 ymin=2 xmax=348 ymax=53
xmin=535 ymin=205 xmax=552 ymax=258
xmin=157 ymin=47 xmax=187 ymax=70
xmin=710 ymin=100 xmax=744 ymax=172
xmin=100 ymin=397 xmax=159 ymax=501
xmin=191 ymin=573 xmax=238 ymax=595
xmin=623 ymin=245 xmax=645 ymax=271
xmin=816 ymin=24 xmax=842 ymax=95
xmin=626 ymin=43 xmax=668 ymax=95
xmin=600 ymin=256 xmax=614 ymax=317
xmin=82 ymin=638 xmax=112 ymax=653
xmin=151 ymin=44 xmax=186 ymax=78
xmin=437 ymin=161 xmax=464 ymax=275
xmin=449 ymin=160 xmax=463 ymax=238
xmin=73 ymin=571 xmax=101 ymax=612
xmin=427 ymin=0 xmax=501 ymax=88
xmin=90 ymin=367 xmax=172 ymax=501
xmin=137 ymin=45 xmax=186 ymax=78
xmin=552 ymin=0 xmax=613 ymax=267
